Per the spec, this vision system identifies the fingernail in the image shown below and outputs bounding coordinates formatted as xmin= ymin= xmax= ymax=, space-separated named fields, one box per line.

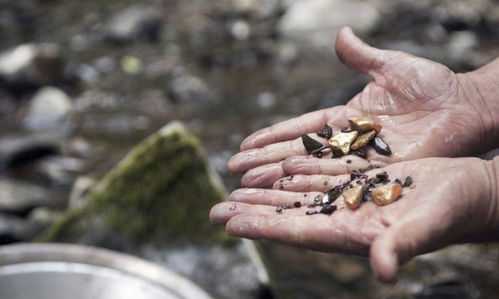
xmin=228 ymin=150 xmax=260 ymax=172
xmin=210 ymin=203 xmax=243 ymax=224
xmin=228 ymin=218 xmax=253 ymax=236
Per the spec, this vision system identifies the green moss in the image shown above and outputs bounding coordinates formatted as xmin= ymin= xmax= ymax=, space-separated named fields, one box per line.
xmin=37 ymin=208 xmax=86 ymax=242
xmin=43 ymin=122 xmax=232 ymax=246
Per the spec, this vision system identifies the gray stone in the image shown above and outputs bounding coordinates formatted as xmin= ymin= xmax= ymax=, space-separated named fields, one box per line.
xmin=0 ymin=179 xmax=57 ymax=214
xmin=278 ymin=0 xmax=380 ymax=50
xmin=24 ymin=87 xmax=73 ymax=133
xmin=0 ymin=213 xmax=26 ymax=243
xmin=102 ymin=5 xmax=162 ymax=44
xmin=0 ymin=136 xmax=58 ymax=169
xmin=0 ymin=208 xmax=59 ymax=244
xmin=0 ymin=43 xmax=63 ymax=87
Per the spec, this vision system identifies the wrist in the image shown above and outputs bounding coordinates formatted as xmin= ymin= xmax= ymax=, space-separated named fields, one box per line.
xmin=457 ymin=58 xmax=499 ymax=152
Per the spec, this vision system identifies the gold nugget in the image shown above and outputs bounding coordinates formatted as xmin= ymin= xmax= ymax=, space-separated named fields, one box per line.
xmin=348 ymin=117 xmax=382 ymax=134
xmin=342 ymin=186 xmax=363 ymax=210
xmin=371 ymin=183 xmax=403 ymax=206
xmin=351 ymin=130 xmax=376 ymax=150
xmin=328 ymin=131 xmax=358 ymax=156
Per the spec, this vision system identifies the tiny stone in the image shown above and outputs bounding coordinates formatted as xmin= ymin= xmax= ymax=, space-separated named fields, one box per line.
xmin=313 ymin=151 xmax=324 ymax=158
xmin=372 ymin=136 xmax=392 ymax=156
xmin=346 ymin=159 xmax=352 ymax=164
xmin=394 ymin=178 xmax=402 ymax=185
xmin=302 ymin=134 xmax=324 ymax=154
xmin=323 ymin=181 xmax=328 ymax=186
xmin=307 ymin=204 xmax=316 ymax=208
xmin=306 ymin=210 xmax=319 ymax=215
xmin=403 ymin=176 xmax=413 ymax=187
xmin=317 ymin=124 xmax=333 ymax=139
xmin=341 ymin=126 xmax=354 ymax=133
xmin=322 ymin=194 xmax=330 ymax=205
xmin=276 ymin=205 xmax=283 ymax=213
xmin=229 ymin=204 xmax=237 ymax=210
xmin=313 ymin=195 xmax=322 ymax=205
xmin=320 ymin=204 xmax=337 ymax=215
xmin=332 ymin=148 xmax=344 ymax=158
xmin=376 ymin=171 xmax=388 ymax=179
xmin=293 ymin=201 xmax=302 ymax=208
xmin=353 ymin=148 xmax=367 ymax=159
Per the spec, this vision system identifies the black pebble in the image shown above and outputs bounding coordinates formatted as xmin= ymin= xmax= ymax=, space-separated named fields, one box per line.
xmin=403 ymin=176 xmax=413 ymax=187
xmin=341 ymin=126 xmax=354 ymax=133
xmin=293 ymin=201 xmax=302 ymax=208
xmin=353 ymin=148 xmax=367 ymax=159
xmin=302 ymin=134 xmax=324 ymax=154
xmin=332 ymin=148 xmax=344 ymax=158
xmin=317 ymin=124 xmax=333 ymax=139
xmin=313 ymin=151 xmax=324 ymax=158
xmin=320 ymin=205 xmax=337 ymax=215
xmin=276 ymin=206 xmax=283 ymax=213
xmin=372 ymin=136 xmax=392 ymax=155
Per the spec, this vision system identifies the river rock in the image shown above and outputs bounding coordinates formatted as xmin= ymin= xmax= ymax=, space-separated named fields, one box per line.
xmin=24 ymin=86 xmax=73 ymax=133
xmin=278 ymin=0 xmax=380 ymax=50
xmin=39 ymin=121 xmax=229 ymax=246
xmin=0 ymin=179 xmax=56 ymax=215
xmin=0 ymin=136 xmax=58 ymax=170
xmin=102 ymin=5 xmax=163 ymax=44
xmin=0 ymin=212 xmax=26 ymax=244
xmin=0 ymin=43 xmax=63 ymax=90
xmin=0 ymin=207 xmax=59 ymax=244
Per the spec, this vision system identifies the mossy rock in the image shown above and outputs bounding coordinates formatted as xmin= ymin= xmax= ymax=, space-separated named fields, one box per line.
xmin=40 ymin=121 xmax=230 ymax=246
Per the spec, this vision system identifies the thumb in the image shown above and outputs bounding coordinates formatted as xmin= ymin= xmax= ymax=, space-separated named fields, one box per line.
xmin=335 ymin=27 xmax=404 ymax=78
xmin=369 ymin=211 xmax=452 ymax=284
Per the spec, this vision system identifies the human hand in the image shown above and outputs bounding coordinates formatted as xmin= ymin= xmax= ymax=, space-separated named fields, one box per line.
xmin=211 ymin=157 xmax=499 ymax=283
xmin=228 ymin=27 xmax=495 ymax=188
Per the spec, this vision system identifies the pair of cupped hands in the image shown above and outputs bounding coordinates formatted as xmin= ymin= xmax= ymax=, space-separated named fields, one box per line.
xmin=210 ymin=27 xmax=499 ymax=283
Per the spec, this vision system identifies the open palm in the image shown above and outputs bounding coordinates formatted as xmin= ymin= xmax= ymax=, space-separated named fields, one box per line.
xmin=212 ymin=157 xmax=497 ymax=283
xmin=228 ymin=27 xmax=488 ymax=188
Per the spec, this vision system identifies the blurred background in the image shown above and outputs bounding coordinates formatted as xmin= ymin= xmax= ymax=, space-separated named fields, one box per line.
xmin=0 ymin=0 xmax=499 ymax=298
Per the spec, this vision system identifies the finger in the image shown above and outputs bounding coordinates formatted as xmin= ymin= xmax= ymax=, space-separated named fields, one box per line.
xmin=282 ymin=155 xmax=383 ymax=176
xmin=210 ymin=201 xmax=316 ymax=225
xmin=229 ymin=188 xmax=322 ymax=207
xmin=239 ymin=109 xmax=328 ymax=151
xmin=273 ymin=174 xmax=350 ymax=192
xmin=335 ymin=27 xmax=406 ymax=79
xmin=241 ymin=162 xmax=286 ymax=188
xmin=228 ymin=134 xmax=329 ymax=173
xmin=239 ymin=105 xmax=356 ymax=151
xmin=225 ymin=206 xmax=382 ymax=254
xmin=370 ymin=207 xmax=453 ymax=284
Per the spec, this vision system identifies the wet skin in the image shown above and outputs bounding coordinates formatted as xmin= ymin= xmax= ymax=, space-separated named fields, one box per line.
xmin=212 ymin=157 xmax=499 ymax=283
xmin=227 ymin=27 xmax=498 ymax=188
